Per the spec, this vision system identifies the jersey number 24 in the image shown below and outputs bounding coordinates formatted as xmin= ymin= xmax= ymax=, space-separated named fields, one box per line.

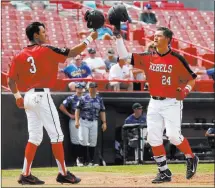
xmin=162 ymin=75 xmax=171 ymax=85
xmin=27 ymin=56 xmax=37 ymax=74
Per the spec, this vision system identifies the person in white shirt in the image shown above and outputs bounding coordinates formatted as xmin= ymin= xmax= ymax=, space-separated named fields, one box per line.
xmin=109 ymin=57 xmax=133 ymax=91
xmin=84 ymin=48 xmax=106 ymax=75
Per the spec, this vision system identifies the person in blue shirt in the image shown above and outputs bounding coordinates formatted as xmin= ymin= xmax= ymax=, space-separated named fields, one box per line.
xmin=59 ymin=83 xmax=86 ymax=166
xmin=79 ymin=26 xmax=113 ymax=40
xmin=125 ymin=103 xmax=146 ymax=124
xmin=62 ymin=55 xmax=92 ymax=91
xmin=205 ymin=127 xmax=215 ymax=154
xmin=196 ymin=68 xmax=215 ymax=80
xmin=124 ymin=103 xmax=146 ymax=161
xmin=75 ymin=82 xmax=107 ymax=166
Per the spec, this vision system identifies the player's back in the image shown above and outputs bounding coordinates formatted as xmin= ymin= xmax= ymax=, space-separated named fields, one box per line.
xmin=9 ymin=44 xmax=68 ymax=91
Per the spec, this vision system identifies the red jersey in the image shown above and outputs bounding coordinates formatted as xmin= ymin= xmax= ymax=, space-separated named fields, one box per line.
xmin=131 ymin=49 xmax=197 ymax=98
xmin=8 ymin=44 xmax=70 ymax=92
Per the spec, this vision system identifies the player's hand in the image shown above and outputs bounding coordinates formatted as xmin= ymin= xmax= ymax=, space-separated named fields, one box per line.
xmin=176 ymin=87 xmax=189 ymax=101
xmin=102 ymin=122 xmax=107 ymax=132
xmin=89 ymin=31 xmax=98 ymax=40
xmin=16 ymin=97 xmax=24 ymax=109
xmin=69 ymin=114 xmax=75 ymax=120
xmin=75 ymin=123 xmax=80 ymax=129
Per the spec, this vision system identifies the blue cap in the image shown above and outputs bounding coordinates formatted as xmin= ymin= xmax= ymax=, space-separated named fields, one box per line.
xmin=75 ymin=82 xmax=85 ymax=89
xmin=145 ymin=3 xmax=152 ymax=9
xmin=89 ymin=82 xmax=98 ymax=88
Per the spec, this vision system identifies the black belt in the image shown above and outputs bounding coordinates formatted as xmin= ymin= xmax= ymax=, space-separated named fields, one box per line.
xmin=34 ymin=88 xmax=45 ymax=92
xmin=81 ymin=117 xmax=95 ymax=122
xmin=152 ymin=96 xmax=166 ymax=100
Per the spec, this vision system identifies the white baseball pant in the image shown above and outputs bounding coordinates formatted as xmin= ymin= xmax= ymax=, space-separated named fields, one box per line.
xmin=24 ymin=88 xmax=64 ymax=146
xmin=78 ymin=118 xmax=98 ymax=147
xmin=69 ymin=119 xmax=79 ymax=145
xmin=147 ymin=98 xmax=184 ymax=146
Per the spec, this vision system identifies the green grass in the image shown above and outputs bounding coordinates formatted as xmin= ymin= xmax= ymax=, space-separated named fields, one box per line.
xmin=2 ymin=164 xmax=214 ymax=177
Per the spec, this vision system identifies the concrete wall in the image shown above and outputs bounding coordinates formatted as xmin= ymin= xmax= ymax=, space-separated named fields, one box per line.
xmin=176 ymin=0 xmax=214 ymax=11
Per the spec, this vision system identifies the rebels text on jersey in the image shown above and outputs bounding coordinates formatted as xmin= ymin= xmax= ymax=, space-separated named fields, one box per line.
xmin=131 ymin=49 xmax=197 ymax=98
xmin=8 ymin=44 xmax=70 ymax=91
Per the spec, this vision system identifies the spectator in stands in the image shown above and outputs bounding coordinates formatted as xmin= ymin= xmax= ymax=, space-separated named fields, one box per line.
xmin=79 ymin=26 xmax=113 ymax=40
xmin=62 ymin=55 xmax=91 ymax=91
xmin=195 ymin=68 xmax=215 ymax=80
xmin=124 ymin=103 xmax=147 ymax=162
xmin=84 ymin=48 xmax=106 ymax=74
xmin=139 ymin=3 xmax=157 ymax=24
xmin=104 ymin=48 xmax=118 ymax=71
xmin=108 ymin=57 xmax=133 ymax=91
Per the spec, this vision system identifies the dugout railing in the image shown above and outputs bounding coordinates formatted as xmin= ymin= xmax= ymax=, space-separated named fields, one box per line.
xmin=122 ymin=123 xmax=214 ymax=165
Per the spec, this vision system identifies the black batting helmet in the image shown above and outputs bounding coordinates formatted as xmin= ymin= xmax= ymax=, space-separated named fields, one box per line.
xmin=107 ymin=4 xmax=129 ymax=28
xmin=84 ymin=9 xmax=105 ymax=30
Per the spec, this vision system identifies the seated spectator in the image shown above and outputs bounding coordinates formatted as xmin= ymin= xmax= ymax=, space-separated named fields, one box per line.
xmin=109 ymin=57 xmax=133 ymax=91
xmin=62 ymin=55 xmax=91 ymax=91
xmin=104 ymin=48 xmax=118 ymax=71
xmin=84 ymin=48 xmax=106 ymax=74
xmin=79 ymin=26 xmax=113 ymax=40
xmin=139 ymin=4 xmax=157 ymax=24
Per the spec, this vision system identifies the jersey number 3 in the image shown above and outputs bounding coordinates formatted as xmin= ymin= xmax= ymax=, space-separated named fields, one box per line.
xmin=162 ymin=75 xmax=171 ymax=85
xmin=27 ymin=56 xmax=37 ymax=74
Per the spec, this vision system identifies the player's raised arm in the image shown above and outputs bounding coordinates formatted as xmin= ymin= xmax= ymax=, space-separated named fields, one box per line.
xmin=68 ymin=9 xmax=105 ymax=58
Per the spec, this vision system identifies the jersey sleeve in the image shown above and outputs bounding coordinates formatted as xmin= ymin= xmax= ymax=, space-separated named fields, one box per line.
xmin=100 ymin=98 xmax=106 ymax=112
xmin=62 ymin=96 xmax=73 ymax=108
xmin=177 ymin=54 xmax=197 ymax=81
xmin=131 ymin=52 xmax=150 ymax=70
xmin=43 ymin=45 xmax=70 ymax=64
xmin=76 ymin=97 xmax=84 ymax=109
xmin=8 ymin=57 xmax=19 ymax=81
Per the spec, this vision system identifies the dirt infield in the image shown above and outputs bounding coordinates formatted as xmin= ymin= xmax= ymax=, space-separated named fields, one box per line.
xmin=2 ymin=172 xmax=214 ymax=187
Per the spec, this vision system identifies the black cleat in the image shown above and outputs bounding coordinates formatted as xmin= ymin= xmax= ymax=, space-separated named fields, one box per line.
xmin=56 ymin=171 xmax=81 ymax=184
xmin=152 ymin=169 xmax=172 ymax=183
xmin=186 ymin=155 xmax=199 ymax=179
xmin=18 ymin=174 xmax=45 ymax=185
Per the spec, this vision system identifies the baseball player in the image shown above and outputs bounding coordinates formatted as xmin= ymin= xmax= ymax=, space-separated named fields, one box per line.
xmin=7 ymin=18 xmax=101 ymax=185
xmin=75 ymin=82 xmax=107 ymax=166
xmin=112 ymin=23 xmax=198 ymax=183
xmin=59 ymin=83 xmax=85 ymax=166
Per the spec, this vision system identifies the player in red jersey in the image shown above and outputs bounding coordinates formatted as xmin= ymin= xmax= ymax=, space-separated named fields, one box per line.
xmin=8 ymin=22 xmax=98 ymax=185
xmin=114 ymin=27 xmax=199 ymax=183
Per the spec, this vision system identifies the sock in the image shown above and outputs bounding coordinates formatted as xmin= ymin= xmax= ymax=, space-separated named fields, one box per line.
xmin=151 ymin=145 xmax=166 ymax=156
xmin=176 ymin=138 xmax=194 ymax=158
xmin=152 ymin=145 xmax=168 ymax=172
xmin=51 ymin=142 xmax=67 ymax=176
xmin=89 ymin=147 xmax=95 ymax=163
xmin=22 ymin=142 xmax=38 ymax=176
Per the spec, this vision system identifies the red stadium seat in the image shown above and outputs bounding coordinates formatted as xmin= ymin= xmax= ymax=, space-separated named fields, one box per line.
xmin=201 ymin=54 xmax=214 ymax=69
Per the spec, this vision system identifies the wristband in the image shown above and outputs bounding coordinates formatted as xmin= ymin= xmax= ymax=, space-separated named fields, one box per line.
xmin=185 ymin=85 xmax=192 ymax=92
xmin=14 ymin=92 xmax=22 ymax=99
xmin=83 ymin=36 xmax=93 ymax=46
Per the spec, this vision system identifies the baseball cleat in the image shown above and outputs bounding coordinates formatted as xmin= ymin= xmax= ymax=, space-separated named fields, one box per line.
xmin=56 ymin=171 xmax=81 ymax=184
xmin=18 ymin=174 xmax=45 ymax=185
xmin=152 ymin=169 xmax=172 ymax=183
xmin=186 ymin=155 xmax=199 ymax=179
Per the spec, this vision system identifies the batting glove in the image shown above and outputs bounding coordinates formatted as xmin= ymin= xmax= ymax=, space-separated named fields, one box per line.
xmin=16 ymin=97 xmax=24 ymax=109
xmin=176 ymin=85 xmax=192 ymax=100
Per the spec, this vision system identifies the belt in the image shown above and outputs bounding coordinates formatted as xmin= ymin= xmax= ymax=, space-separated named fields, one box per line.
xmin=152 ymin=96 xmax=166 ymax=100
xmin=34 ymin=88 xmax=45 ymax=92
xmin=81 ymin=117 xmax=95 ymax=122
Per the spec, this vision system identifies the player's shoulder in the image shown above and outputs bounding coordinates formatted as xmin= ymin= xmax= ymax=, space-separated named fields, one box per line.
xmin=41 ymin=44 xmax=70 ymax=56
xmin=132 ymin=51 xmax=152 ymax=58
xmin=170 ymin=50 xmax=187 ymax=62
